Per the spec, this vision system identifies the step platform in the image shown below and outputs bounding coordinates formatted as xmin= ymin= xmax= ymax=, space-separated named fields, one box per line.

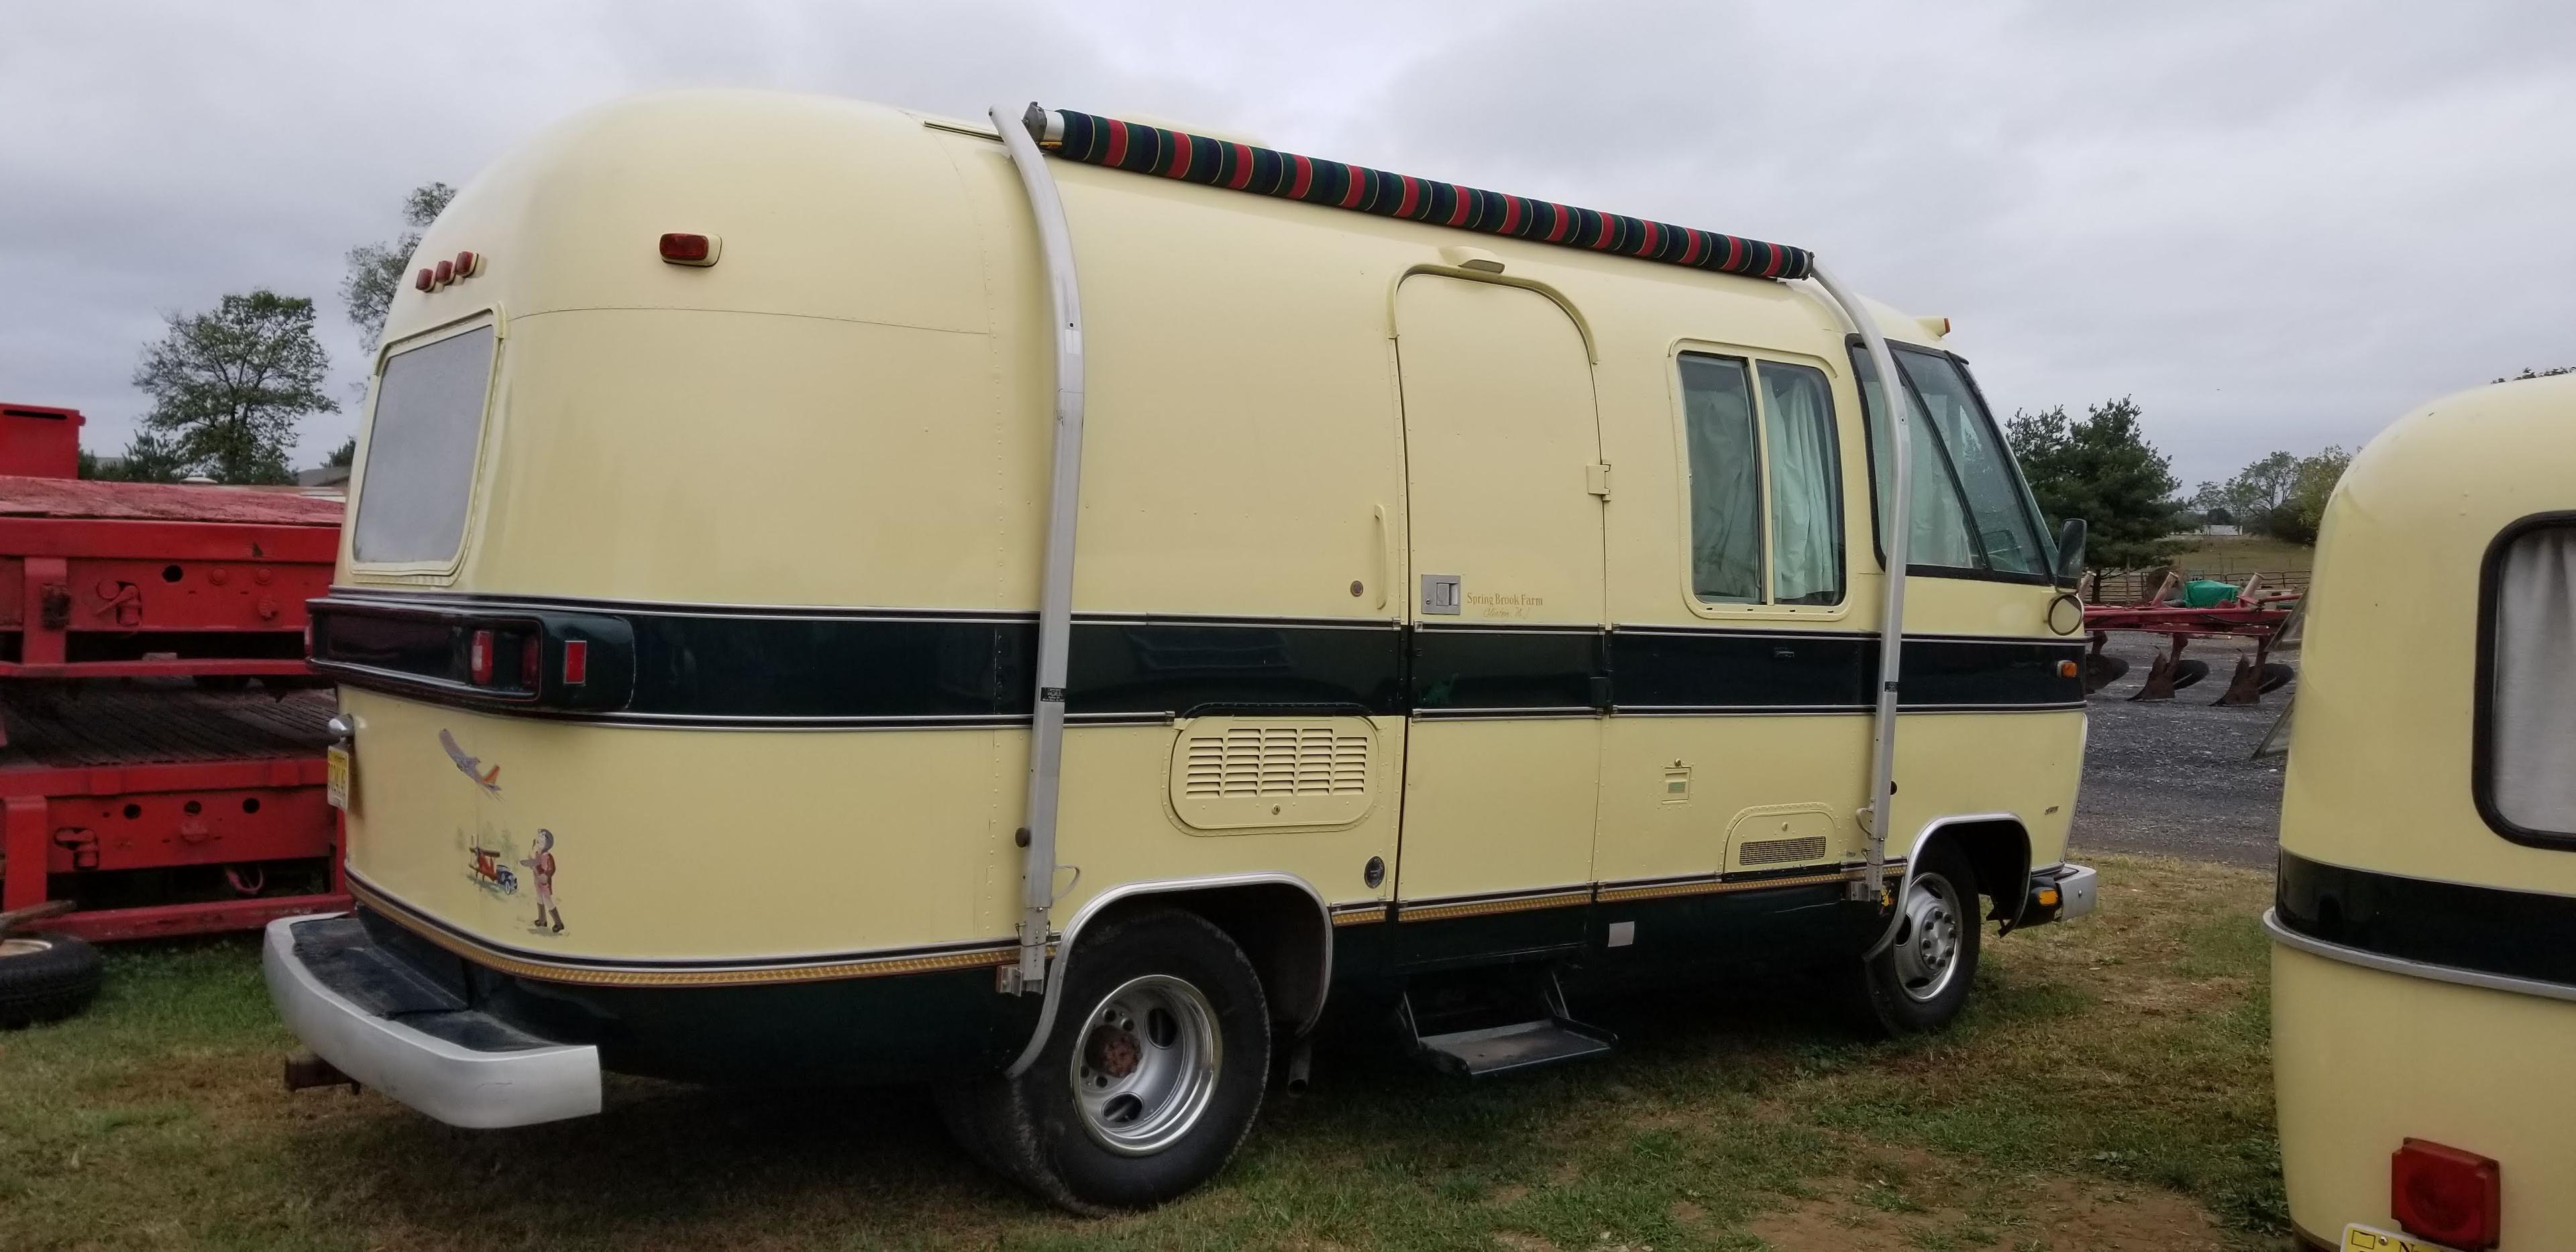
xmin=1401 ymin=964 xmax=1615 ymax=1078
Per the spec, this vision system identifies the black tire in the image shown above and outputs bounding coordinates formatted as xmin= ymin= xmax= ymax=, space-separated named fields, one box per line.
xmin=2168 ymin=657 xmax=2212 ymax=691
xmin=938 ymin=909 xmax=1271 ymax=1213
xmin=1849 ymin=842 xmax=1982 ymax=1035
xmin=0 ymin=933 xmax=104 ymax=1028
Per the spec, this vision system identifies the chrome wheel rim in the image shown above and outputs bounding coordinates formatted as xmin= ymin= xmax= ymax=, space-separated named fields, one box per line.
xmin=1892 ymin=871 xmax=1966 ymax=1003
xmin=1069 ymin=974 xmax=1222 ymax=1155
xmin=0 ymin=937 xmax=51 ymax=959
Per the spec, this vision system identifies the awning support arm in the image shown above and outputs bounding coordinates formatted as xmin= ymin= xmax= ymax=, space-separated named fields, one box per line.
xmin=1807 ymin=263 xmax=1915 ymax=901
xmin=992 ymin=102 xmax=1085 ymax=992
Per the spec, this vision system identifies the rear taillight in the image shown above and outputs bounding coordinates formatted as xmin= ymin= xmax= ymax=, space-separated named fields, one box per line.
xmin=659 ymin=232 xmax=719 ymax=266
xmin=2393 ymin=1139 xmax=2500 ymax=1250
xmin=520 ymin=636 xmax=543 ymax=690
xmin=468 ymin=630 xmax=495 ymax=685
xmin=562 ymin=639 xmax=588 ymax=686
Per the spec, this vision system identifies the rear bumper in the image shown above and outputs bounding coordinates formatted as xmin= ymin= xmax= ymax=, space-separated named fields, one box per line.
xmin=262 ymin=913 xmax=600 ymax=1129
xmin=2015 ymin=863 xmax=2098 ymax=929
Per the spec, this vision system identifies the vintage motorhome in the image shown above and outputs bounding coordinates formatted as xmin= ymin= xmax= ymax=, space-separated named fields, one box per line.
xmin=264 ymin=91 xmax=2096 ymax=1211
xmin=2271 ymin=374 xmax=2576 ymax=1251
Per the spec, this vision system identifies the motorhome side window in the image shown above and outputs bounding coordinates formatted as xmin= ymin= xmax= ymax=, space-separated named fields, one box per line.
xmin=2483 ymin=521 xmax=2576 ymax=840
xmin=352 ymin=325 xmax=496 ymax=565
xmin=1851 ymin=347 xmax=2046 ymax=577
xmin=1677 ymin=354 xmax=1845 ymax=606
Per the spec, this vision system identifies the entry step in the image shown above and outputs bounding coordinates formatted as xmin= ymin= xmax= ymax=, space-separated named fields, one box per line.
xmin=1415 ymin=1018 xmax=1614 ymax=1077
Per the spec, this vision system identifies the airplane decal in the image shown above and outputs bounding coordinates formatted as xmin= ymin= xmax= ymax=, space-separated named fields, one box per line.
xmin=440 ymin=728 xmax=502 ymax=794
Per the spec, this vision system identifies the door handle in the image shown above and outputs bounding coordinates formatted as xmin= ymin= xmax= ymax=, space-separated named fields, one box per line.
xmin=1372 ymin=504 xmax=1391 ymax=611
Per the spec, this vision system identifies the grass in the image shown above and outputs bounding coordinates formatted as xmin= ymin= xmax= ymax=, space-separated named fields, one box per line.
xmin=0 ymin=854 xmax=2287 ymax=1251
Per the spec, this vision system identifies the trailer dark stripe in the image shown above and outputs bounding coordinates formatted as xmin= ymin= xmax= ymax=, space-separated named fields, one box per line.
xmin=309 ymin=595 xmax=2083 ymax=726
xmin=1038 ymin=107 xmax=1814 ymax=282
xmin=2273 ymin=850 xmax=2576 ymax=991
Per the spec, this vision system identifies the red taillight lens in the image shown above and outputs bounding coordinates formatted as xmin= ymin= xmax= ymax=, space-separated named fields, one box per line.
xmin=454 ymin=249 xmax=477 ymax=277
xmin=433 ymin=259 xmax=454 ymax=286
xmin=562 ymin=639 xmax=588 ymax=686
xmin=659 ymin=232 xmax=716 ymax=266
xmin=2392 ymin=1139 xmax=2500 ymax=1249
xmin=468 ymin=630 xmax=494 ymax=686
xmin=415 ymin=267 xmax=434 ymax=292
xmin=520 ymin=636 xmax=542 ymax=690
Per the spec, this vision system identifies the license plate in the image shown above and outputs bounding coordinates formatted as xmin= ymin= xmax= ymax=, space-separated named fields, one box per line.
xmin=2345 ymin=1224 xmax=2460 ymax=1252
xmin=325 ymin=744 xmax=351 ymax=811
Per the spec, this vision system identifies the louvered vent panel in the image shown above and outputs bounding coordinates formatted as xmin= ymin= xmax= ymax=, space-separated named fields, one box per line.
xmin=1170 ymin=718 xmax=1378 ymax=830
xmin=1738 ymin=834 xmax=1828 ymax=866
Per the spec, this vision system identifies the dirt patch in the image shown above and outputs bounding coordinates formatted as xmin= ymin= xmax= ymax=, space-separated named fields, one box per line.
xmin=1743 ymin=1174 xmax=2220 ymax=1250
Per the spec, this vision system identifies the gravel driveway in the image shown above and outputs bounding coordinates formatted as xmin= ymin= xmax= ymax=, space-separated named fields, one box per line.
xmin=2065 ymin=632 xmax=2294 ymax=870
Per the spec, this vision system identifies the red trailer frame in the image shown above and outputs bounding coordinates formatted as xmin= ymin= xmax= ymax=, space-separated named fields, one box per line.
xmin=0 ymin=406 xmax=348 ymax=940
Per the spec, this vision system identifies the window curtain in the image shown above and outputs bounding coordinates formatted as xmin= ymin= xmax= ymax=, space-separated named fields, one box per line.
xmin=1860 ymin=371 xmax=1982 ymax=569
xmin=2491 ymin=526 xmax=2576 ymax=833
xmin=1680 ymin=356 xmax=1762 ymax=602
xmin=1760 ymin=364 xmax=1843 ymax=604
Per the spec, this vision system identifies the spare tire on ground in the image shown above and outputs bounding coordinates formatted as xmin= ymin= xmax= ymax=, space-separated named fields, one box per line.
xmin=0 ymin=933 xmax=104 ymax=1028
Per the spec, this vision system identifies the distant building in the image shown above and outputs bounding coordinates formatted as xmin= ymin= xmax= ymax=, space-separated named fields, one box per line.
xmin=296 ymin=463 xmax=351 ymax=489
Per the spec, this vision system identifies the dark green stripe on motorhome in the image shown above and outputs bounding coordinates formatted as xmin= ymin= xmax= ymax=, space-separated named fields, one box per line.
xmin=309 ymin=595 xmax=2084 ymax=724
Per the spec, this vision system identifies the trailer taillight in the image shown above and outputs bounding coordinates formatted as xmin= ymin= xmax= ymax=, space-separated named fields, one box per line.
xmin=2392 ymin=1139 xmax=2500 ymax=1250
xmin=468 ymin=630 xmax=494 ymax=686
xmin=562 ymin=639 xmax=588 ymax=686
xmin=415 ymin=268 xmax=434 ymax=292
xmin=520 ymin=636 xmax=542 ymax=690
xmin=659 ymin=233 xmax=719 ymax=266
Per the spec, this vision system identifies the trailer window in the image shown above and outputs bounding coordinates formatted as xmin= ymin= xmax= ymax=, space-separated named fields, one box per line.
xmin=1678 ymin=354 xmax=1762 ymax=603
xmin=2483 ymin=522 xmax=2576 ymax=840
xmin=1759 ymin=362 xmax=1844 ymax=605
xmin=352 ymin=325 xmax=495 ymax=566
xmin=1853 ymin=347 xmax=2048 ymax=578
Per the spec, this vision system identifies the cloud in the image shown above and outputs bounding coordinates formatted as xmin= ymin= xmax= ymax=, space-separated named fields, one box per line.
xmin=4 ymin=0 xmax=2569 ymax=488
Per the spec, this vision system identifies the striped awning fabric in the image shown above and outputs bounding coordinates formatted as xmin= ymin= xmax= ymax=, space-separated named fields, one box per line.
xmin=1030 ymin=106 xmax=1813 ymax=282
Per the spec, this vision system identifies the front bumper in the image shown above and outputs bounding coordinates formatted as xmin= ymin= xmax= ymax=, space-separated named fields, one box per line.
xmin=262 ymin=913 xmax=600 ymax=1129
xmin=2015 ymin=863 xmax=2098 ymax=929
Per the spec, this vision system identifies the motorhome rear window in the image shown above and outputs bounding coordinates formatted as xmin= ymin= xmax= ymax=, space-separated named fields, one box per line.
xmin=352 ymin=325 xmax=495 ymax=565
xmin=2481 ymin=520 xmax=2576 ymax=843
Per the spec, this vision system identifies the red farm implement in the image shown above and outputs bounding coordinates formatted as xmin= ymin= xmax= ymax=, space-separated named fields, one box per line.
xmin=2082 ymin=569 xmax=2302 ymax=705
xmin=0 ymin=402 xmax=347 ymax=942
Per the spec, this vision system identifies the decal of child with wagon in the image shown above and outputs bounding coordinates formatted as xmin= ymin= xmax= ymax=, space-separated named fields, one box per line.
xmin=519 ymin=829 xmax=564 ymax=933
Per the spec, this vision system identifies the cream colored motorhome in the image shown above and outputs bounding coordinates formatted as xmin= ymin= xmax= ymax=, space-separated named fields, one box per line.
xmin=265 ymin=91 xmax=2096 ymax=1211
xmin=2271 ymin=374 xmax=2576 ymax=1251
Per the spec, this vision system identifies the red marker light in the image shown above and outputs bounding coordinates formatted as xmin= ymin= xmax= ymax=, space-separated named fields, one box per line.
xmin=468 ymin=629 xmax=494 ymax=685
xmin=561 ymin=639 xmax=589 ymax=686
xmin=454 ymin=250 xmax=477 ymax=278
xmin=415 ymin=268 xmax=434 ymax=292
xmin=2392 ymin=1139 xmax=2501 ymax=1250
xmin=659 ymin=233 xmax=718 ymax=266
xmin=433 ymin=259 xmax=454 ymax=286
xmin=520 ymin=635 xmax=542 ymax=690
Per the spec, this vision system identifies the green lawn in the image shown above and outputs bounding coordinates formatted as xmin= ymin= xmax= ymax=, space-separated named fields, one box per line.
xmin=0 ymin=854 xmax=2288 ymax=1251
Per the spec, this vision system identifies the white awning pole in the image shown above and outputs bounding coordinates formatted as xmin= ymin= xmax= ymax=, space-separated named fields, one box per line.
xmin=1807 ymin=263 xmax=1914 ymax=900
xmin=993 ymin=103 xmax=1085 ymax=991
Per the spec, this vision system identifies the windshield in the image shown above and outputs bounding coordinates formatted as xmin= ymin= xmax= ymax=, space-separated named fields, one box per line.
xmin=1852 ymin=345 xmax=2049 ymax=577
xmin=352 ymin=325 xmax=495 ymax=566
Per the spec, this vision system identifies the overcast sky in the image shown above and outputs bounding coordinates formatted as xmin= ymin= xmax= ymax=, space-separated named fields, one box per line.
xmin=5 ymin=0 xmax=2569 ymax=490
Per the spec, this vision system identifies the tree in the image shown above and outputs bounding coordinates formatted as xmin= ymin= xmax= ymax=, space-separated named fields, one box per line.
xmin=341 ymin=182 xmax=457 ymax=352
xmin=2267 ymin=447 xmax=2353 ymax=546
xmin=325 ymin=436 xmax=356 ymax=467
xmin=2005 ymin=396 xmax=2181 ymax=572
xmin=106 ymin=429 xmax=189 ymax=483
xmin=130 ymin=290 xmax=337 ymax=484
xmin=2190 ymin=451 xmax=2300 ymax=528
xmin=2496 ymin=365 xmax=2575 ymax=383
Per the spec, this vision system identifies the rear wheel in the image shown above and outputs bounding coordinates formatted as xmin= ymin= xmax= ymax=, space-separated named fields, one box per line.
xmin=1850 ymin=842 xmax=1982 ymax=1035
xmin=939 ymin=909 xmax=1270 ymax=1212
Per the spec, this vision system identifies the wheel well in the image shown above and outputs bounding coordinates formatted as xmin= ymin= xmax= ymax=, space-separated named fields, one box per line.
xmin=1920 ymin=818 xmax=2032 ymax=927
xmin=1082 ymin=883 xmax=1330 ymax=1034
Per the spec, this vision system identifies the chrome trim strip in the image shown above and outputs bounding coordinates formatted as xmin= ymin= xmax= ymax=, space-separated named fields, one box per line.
xmin=2265 ymin=907 xmax=2576 ymax=1005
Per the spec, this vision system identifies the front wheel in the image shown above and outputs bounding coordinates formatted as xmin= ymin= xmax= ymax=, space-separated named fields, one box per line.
xmin=1849 ymin=842 xmax=1982 ymax=1035
xmin=939 ymin=909 xmax=1271 ymax=1212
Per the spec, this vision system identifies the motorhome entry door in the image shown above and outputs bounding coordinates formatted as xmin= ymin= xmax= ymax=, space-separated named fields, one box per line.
xmin=1391 ymin=275 xmax=1606 ymax=929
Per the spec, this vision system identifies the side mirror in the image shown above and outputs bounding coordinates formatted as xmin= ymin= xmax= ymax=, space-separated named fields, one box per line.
xmin=2053 ymin=518 xmax=2088 ymax=588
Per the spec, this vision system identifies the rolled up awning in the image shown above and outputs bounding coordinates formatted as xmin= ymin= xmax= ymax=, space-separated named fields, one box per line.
xmin=1028 ymin=105 xmax=1813 ymax=282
